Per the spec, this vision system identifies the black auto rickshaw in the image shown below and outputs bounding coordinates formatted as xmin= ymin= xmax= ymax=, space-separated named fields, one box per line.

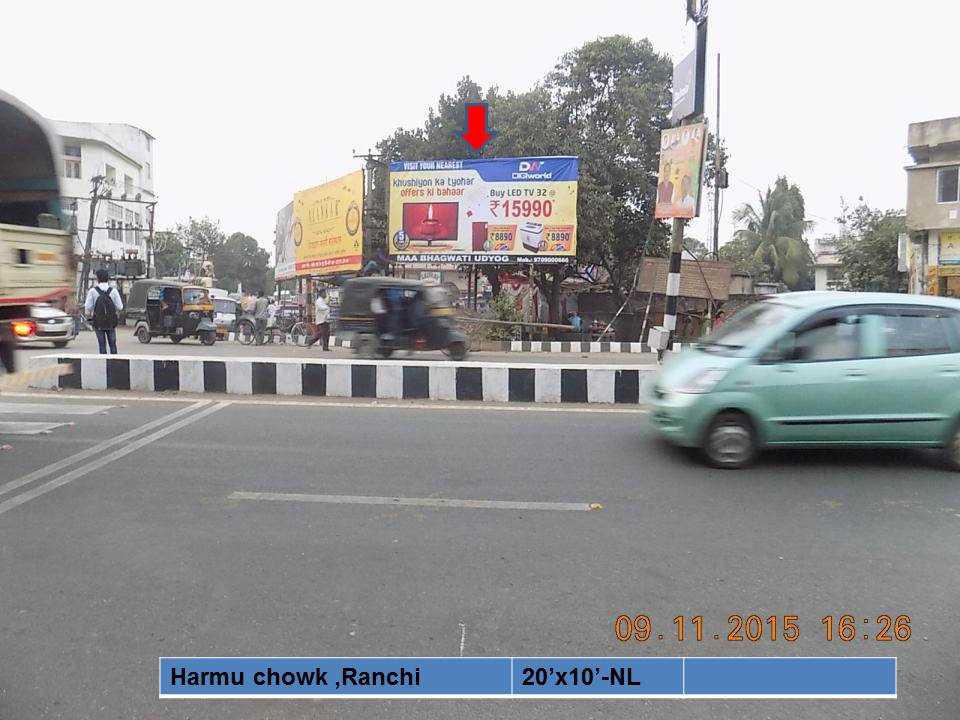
xmin=337 ymin=277 xmax=468 ymax=360
xmin=126 ymin=279 xmax=217 ymax=345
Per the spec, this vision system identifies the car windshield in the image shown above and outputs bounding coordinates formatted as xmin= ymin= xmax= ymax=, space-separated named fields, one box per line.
xmin=214 ymin=299 xmax=236 ymax=314
xmin=698 ymin=301 xmax=794 ymax=355
xmin=183 ymin=288 xmax=208 ymax=304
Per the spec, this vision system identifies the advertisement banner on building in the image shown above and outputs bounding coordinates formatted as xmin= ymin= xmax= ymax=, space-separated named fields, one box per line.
xmin=292 ymin=170 xmax=363 ymax=275
xmin=654 ymin=122 xmax=707 ymax=219
xmin=388 ymin=156 xmax=578 ymax=265
xmin=274 ymin=201 xmax=296 ymax=281
xmin=939 ymin=232 xmax=960 ymax=265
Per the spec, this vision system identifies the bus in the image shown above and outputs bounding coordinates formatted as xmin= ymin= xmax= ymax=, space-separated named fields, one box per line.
xmin=0 ymin=89 xmax=74 ymax=373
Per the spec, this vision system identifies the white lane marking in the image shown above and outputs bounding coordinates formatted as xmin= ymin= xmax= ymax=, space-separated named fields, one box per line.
xmin=0 ymin=402 xmax=113 ymax=415
xmin=458 ymin=623 xmax=467 ymax=657
xmin=0 ymin=400 xmax=208 ymax=500
xmin=0 ymin=421 xmax=66 ymax=435
xmin=0 ymin=402 xmax=229 ymax=517
xmin=228 ymin=491 xmax=598 ymax=512
xmin=6 ymin=392 xmax=649 ymax=414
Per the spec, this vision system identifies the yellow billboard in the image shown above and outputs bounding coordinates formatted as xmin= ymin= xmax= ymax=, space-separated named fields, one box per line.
xmin=292 ymin=170 xmax=363 ymax=275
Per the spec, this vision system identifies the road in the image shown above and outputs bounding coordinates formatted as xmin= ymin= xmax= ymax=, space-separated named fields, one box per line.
xmin=17 ymin=330 xmax=658 ymax=366
xmin=1 ymin=392 xmax=958 ymax=719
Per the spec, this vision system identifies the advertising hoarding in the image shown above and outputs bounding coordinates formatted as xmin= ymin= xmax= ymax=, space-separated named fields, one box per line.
xmin=292 ymin=170 xmax=363 ymax=275
xmin=274 ymin=201 xmax=296 ymax=281
xmin=939 ymin=231 xmax=960 ymax=265
xmin=654 ymin=122 xmax=707 ymax=220
xmin=388 ymin=156 xmax=578 ymax=264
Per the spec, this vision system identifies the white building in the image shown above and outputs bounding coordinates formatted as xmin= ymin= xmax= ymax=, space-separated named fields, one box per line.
xmin=53 ymin=120 xmax=156 ymax=262
xmin=814 ymin=235 xmax=842 ymax=291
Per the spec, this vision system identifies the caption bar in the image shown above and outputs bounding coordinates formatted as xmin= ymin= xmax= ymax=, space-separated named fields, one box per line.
xmin=160 ymin=656 xmax=896 ymax=698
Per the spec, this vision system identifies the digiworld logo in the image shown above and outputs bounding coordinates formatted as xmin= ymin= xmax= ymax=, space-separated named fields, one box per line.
xmin=512 ymin=160 xmax=552 ymax=180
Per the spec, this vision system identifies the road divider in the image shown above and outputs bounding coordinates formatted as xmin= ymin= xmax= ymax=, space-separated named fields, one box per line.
xmin=28 ymin=354 xmax=653 ymax=404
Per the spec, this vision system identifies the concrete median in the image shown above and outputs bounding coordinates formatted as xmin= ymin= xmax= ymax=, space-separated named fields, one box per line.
xmin=27 ymin=353 xmax=654 ymax=404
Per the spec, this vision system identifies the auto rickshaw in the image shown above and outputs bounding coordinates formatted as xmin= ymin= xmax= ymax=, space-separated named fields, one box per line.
xmin=337 ymin=277 xmax=468 ymax=360
xmin=126 ymin=279 xmax=217 ymax=345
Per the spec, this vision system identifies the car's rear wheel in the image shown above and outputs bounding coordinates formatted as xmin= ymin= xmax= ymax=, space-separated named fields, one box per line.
xmin=942 ymin=419 xmax=960 ymax=471
xmin=702 ymin=411 xmax=757 ymax=469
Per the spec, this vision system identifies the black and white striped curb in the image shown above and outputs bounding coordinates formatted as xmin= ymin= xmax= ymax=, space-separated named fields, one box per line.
xmin=221 ymin=333 xmax=680 ymax=354
xmin=28 ymin=354 xmax=653 ymax=404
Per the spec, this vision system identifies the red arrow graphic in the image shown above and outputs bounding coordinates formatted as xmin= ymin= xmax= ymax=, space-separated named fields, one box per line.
xmin=460 ymin=103 xmax=495 ymax=151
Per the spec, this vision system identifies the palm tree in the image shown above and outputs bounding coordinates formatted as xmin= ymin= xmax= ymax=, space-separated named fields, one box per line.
xmin=731 ymin=178 xmax=814 ymax=288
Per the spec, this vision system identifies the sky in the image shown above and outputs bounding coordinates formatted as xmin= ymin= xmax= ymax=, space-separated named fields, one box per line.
xmin=4 ymin=0 xmax=959 ymax=259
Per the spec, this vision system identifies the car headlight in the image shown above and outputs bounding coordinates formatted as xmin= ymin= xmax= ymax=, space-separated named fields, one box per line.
xmin=189 ymin=311 xmax=199 ymax=319
xmin=674 ymin=368 xmax=728 ymax=394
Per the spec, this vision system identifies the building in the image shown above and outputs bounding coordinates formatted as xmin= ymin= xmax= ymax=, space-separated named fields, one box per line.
xmin=53 ymin=120 xmax=156 ymax=266
xmin=813 ymin=235 xmax=842 ymax=291
xmin=906 ymin=116 xmax=960 ymax=296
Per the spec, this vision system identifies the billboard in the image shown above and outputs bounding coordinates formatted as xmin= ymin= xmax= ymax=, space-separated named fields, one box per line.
xmin=274 ymin=201 xmax=296 ymax=281
xmin=939 ymin=231 xmax=960 ymax=265
xmin=655 ymin=122 xmax=707 ymax=220
xmin=388 ymin=156 xmax=578 ymax=264
xmin=292 ymin=170 xmax=363 ymax=275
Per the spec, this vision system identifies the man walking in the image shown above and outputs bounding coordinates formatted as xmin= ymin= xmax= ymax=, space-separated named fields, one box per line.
xmin=84 ymin=269 xmax=123 ymax=354
xmin=307 ymin=288 xmax=330 ymax=350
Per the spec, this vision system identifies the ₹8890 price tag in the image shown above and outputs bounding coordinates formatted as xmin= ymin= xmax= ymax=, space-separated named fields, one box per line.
xmin=543 ymin=225 xmax=575 ymax=253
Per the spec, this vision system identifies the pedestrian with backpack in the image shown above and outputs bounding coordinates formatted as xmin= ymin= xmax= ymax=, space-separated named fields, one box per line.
xmin=84 ymin=269 xmax=123 ymax=354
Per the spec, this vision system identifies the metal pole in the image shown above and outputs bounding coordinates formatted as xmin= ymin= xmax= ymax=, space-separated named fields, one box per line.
xmin=712 ymin=53 xmax=721 ymax=260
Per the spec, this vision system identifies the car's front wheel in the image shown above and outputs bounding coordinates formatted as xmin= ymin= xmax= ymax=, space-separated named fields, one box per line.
xmin=702 ymin=411 xmax=757 ymax=469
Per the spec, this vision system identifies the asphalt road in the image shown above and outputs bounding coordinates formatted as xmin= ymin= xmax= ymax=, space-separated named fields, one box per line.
xmin=1 ymin=392 xmax=958 ymax=719
xmin=17 ymin=330 xmax=658 ymax=366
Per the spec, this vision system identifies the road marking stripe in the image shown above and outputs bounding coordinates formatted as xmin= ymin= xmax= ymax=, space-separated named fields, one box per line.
xmin=4 ymin=392 xmax=649 ymax=414
xmin=0 ymin=421 xmax=66 ymax=435
xmin=228 ymin=491 xmax=598 ymax=512
xmin=0 ymin=402 xmax=114 ymax=415
xmin=0 ymin=402 xmax=230 ymax=517
xmin=0 ymin=400 xmax=208 ymax=500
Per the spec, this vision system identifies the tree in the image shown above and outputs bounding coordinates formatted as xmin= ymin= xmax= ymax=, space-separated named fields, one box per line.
xmin=376 ymin=35 xmax=674 ymax=319
xmin=730 ymin=176 xmax=814 ymax=289
xmin=548 ymin=35 xmax=673 ymax=310
xmin=152 ymin=231 xmax=188 ymax=278
xmin=834 ymin=204 xmax=907 ymax=292
xmin=175 ymin=217 xmax=226 ymax=277
xmin=684 ymin=237 xmax=709 ymax=259
xmin=212 ymin=232 xmax=272 ymax=294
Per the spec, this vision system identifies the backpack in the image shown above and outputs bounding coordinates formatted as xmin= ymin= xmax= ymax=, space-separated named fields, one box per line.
xmin=92 ymin=287 xmax=118 ymax=330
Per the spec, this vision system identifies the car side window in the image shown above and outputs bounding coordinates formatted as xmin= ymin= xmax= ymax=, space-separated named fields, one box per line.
xmin=790 ymin=313 xmax=864 ymax=362
xmin=877 ymin=308 xmax=958 ymax=357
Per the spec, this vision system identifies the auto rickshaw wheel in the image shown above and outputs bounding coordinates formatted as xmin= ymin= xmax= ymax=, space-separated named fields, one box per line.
xmin=200 ymin=330 xmax=216 ymax=346
xmin=354 ymin=333 xmax=377 ymax=359
xmin=443 ymin=341 xmax=467 ymax=361
xmin=136 ymin=326 xmax=151 ymax=344
xmin=376 ymin=346 xmax=394 ymax=359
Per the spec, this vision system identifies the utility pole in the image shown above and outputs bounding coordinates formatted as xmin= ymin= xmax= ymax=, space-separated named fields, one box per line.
xmin=78 ymin=175 xmax=106 ymax=304
xmin=663 ymin=0 xmax=708 ymax=355
xmin=712 ymin=53 xmax=722 ymax=259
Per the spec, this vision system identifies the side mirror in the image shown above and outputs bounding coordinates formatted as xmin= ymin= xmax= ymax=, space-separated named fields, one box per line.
xmin=759 ymin=333 xmax=796 ymax=364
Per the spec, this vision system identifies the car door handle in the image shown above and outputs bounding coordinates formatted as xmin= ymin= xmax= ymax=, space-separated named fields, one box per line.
xmin=844 ymin=370 xmax=866 ymax=378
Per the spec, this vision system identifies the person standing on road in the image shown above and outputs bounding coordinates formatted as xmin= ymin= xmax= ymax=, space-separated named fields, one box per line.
xmin=307 ymin=289 xmax=330 ymax=350
xmin=84 ymin=269 xmax=123 ymax=355
xmin=253 ymin=291 xmax=269 ymax=336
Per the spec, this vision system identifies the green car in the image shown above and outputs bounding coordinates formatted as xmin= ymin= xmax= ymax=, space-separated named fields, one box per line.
xmin=647 ymin=292 xmax=960 ymax=469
